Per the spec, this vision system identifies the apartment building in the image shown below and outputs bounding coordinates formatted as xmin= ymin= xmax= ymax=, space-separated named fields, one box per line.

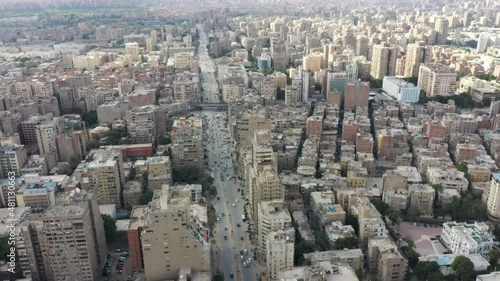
xmin=173 ymin=72 xmax=200 ymax=102
xmin=0 ymin=144 xmax=27 ymax=178
xmin=368 ymin=238 xmax=408 ymax=281
xmin=141 ymin=186 xmax=210 ymax=281
xmin=170 ymin=116 xmax=203 ymax=172
xmin=408 ymin=184 xmax=435 ymax=216
xmin=96 ymin=100 xmax=129 ymax=125
xmin=303 ymin=249 xmax=364 ymax=271
xmin=230 ymin=109 xmax=270 ymax=146
xmin=257 ymin=200 xmax=292 ymax=261
xmin=145 ymin=156 xmax=172 ymax=190
xmin=487 ymin=173 xmax=500 ymax=220
xmin=370 ymin=43 xmax=398 ymax=79
xmin=266 ymin=228 xmax=295 ymax=280
xmin=127 ymin=205 xmax=148 ymax=271
xmin=72 ymin=147 xmax=125 ymax=207
xmin=17 ymin=190 xmax=107 ymax=281
xmin=126 ymin=105 xmax=160 ymax=144
xmin=417 ymin=63 xmax=457 ymax=97
xmin=441 ymin=221 xmax=494 ymax=256
xmin=427 ymin=166 xmax=468 ymax=193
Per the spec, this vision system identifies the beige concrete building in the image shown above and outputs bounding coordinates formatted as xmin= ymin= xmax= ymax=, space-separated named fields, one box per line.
xmin=266 ymin=228 xmax=295 ymax=280
xmin=417 ymin=63 xmax=457 ymax=97
xmin=125 ymin=42 xmax=140 ymax=62
xmin=285 ymin=86 xmax=300 ymax=106
xmin=96 ymin=100 xmax=129 ymax=125
xmin=171 ymin=117 xmax=203 ymax=172
xmin=408 ymin=184 xmax=435 ymax=216
xmin=126 ymin=105 xmax=160 ymax=144
xmin=222 ymin=84 xmax=244 ymax=103
xmin=141 ymin=186 xmax=210 ymax=281
xmin=17 ymin=190 xmax=107 ymax=281
xmin=351 ymin=196 xmax=388 ymax=247
xmin=277 ymin=261 xmax=359 ymax=281
xmin=487 ymin=173 xmax=500 ymax=220
xmin=0 ymin=144 xmax=27 ymax=178
xmin=72 ymin=147 xmax=125 ymax=207
xmin=370 ymin=43 xmax=398 ymax=79
xmin=230 ymin=109 xmax=270 ymax=146
xmin=304 ymin=249 xmax=364 ymax=271
xmin=257 ymin=200 xmax=292 ymax=261
xmin=144 ymin=156 xmax=172 ymax=190
xmin=368 ymin=238 xmax=408 ymax=281
xmin=123 ymin=180 xmax=142 ymax=207
xmin=303 ymin=52 xmax=323 ymax=72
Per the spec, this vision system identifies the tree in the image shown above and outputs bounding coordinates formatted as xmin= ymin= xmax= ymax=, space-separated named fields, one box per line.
xmin=334 ymin=237 xmax=358 ymax=250
xmin=0 ymin=236 xmax=10 ymax=263
xmin=158 ymin=135 xmax=171 ymax=145
xmin=451 ymin=256 xmax=474 ymax=281
xmin=207 ymin=204 xmax=216 ymax=231
xmin=294 ymin=241 xmax=318 ymax=266
xmin=404 ymin=236 xmax=415 ymax=249
xmin=139 ymin=191 xmax=154 ymax=205
xmin=81 ymin=110 xmax=98 ymax=126
xmin=127 ymin=167 xmax=136 ymax=181
xmin=129 ymin=155 xmax=137 ymax=163
xmin=489 ymin=249 xmax=500 ymax=271
xmin=408 ymin=206 xmax=422 ymax=222
xmin=449 ymin=194 xmax=477 ymax=221
xmin=400 ymin=246 xmax=420 ymax=267
xmin=147 ymin=152 xmax=155 ymax=158
xmin=141 ymin=172 xmax=149 ymax=189
xmin=345 ymin=215 xmax=359 ymax=235
xmin=313 ymin=82 xmax=322 ymax=92
xmin=388 ymin=213 xmax=403 ymax=232
xmin=374 ymin=201 xmax=390 ymax=216
xmin=69 ymin=155 xmax=80 ymax=170
xmin=415 ymin=261 xmax=443 ymax=281
xmin=101 ymin=214 xmax=117 ymax=242
xmin=314 ymin=231 xmax=330 ymax=251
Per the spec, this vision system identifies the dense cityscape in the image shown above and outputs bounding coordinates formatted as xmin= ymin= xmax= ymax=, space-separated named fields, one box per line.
xmin=0 ymin=0 xmax=499 ymax=281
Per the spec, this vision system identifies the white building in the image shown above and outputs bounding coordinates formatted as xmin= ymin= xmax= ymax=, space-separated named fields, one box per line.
xmin=266 ymin=228 xmax=295 ymax=280
xmin=441 ymin=221 xmax=494 ymax=256
xmin=382 ymin=76 xmax=421 ymax=103
xmin=487 ymin=173 xmax=500 ymax=220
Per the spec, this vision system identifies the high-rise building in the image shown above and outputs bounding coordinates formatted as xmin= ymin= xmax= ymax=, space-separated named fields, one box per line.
xmin=303 ymin=52 xmax=324 ymax=72
xmin=417 ymin=63 xmax=457 ymax=97
xmin=487 ymin=173 xmax=500 ymax=220
xmin=141 ymin=186 xmax=210 ymax=280
xmin=285 ymin=86 xmax=299 ymax=106
xmin=370 ymin=43 xmax=398 ymax=79
xmin=257 ymin=200 xmax=292 ymax=260
xmin=266 ymin=228 xmax=295 ymax=280
xmin=368 ymin=238 xmax=408 ymax=281
xmin=0 ymin=144 xmax=27 ymax=178
xmin=377 ymin=128 xmax=395 ymax=161
xmin=126 ymin=105 xmax=164 ymax=144
xmin=344 ymin=81 xmax=370 ymax=110
xmin=463 ymin=11 xmax=473 ymax=27
xmin=17 ymin=190 xmax=107 ymax=281
xmin=170 ymin=117 xmax=203 ymax=172
xmin=36 ymin=118 xmax=64 ymax=170
xmin=434 ymin=18 xmax=449 ymax=45
xmin=356 ymin=35 xmax=369 ymax=58
xmin=72 ymin=147 xmax=125 ymax=207
xmin=404 ymin=42 xmax=427 ymax=78
xmin=125 ymin=42 xmax=140 ymax=62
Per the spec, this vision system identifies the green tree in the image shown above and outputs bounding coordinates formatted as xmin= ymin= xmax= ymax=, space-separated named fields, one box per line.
xmin=313 ymin=82 xmax=322 ymax=91
xmin=449 ymin=194 xmax=477 ymax=221
xmin=101 ymin=214 xmax=117 ymax=242
xmin=415 ymin=261 xmax=443 ymax=281
xmin=139 ymin=191 xmax=154 ymax=205
xmin=451 ymin=256 xmax=474 ymax=281
xmin=374 ymin=201 xmax=390 ymax=216
xmin=314 ymin=231 xmax=330 ymax=251
xmin=158 ymin=135 xmax=171 ymax=145
xmin=294 ymin=241 xmax=318 ymax=266
xmin=400 ymin=246 xmax=420 ymax=267
xmin=0 ymin=236 xmax=10 ymax=262
xmin=147 ymin=152 xmax=155 ymax=158
xmin=69 ymin=155 xmax=81 ymax=170
xmin=129 ymin=155 xmax=137 ymax=163
xmin=334 ymin=237 xmax=358 ymax=250
xmin=128 ymin=167 xmax=136 ymax=181
xmin=141 ymin=172 xmax=149 ymax=189
xmin=345 ymin=214 xmax=359 ymax=235
xmin=404 ymin=236 xmax=415 ymax=249
xmin=489 ymin=249 xmax=500 ymax=271
xmin=207 ymin=204 xmax=216 ymax=231
xmin=82 ymin=110 xmax=98 ymax=126
xmin=388 ymin=213 xmax=403 ymax=232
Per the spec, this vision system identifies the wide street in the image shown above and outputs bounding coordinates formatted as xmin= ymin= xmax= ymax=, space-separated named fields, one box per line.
xmin=196 ymin=23 xmax=263 ymax=281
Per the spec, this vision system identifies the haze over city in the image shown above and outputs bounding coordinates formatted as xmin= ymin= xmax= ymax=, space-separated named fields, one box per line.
xmin=0 ymin=1 xmax=499 ymax=281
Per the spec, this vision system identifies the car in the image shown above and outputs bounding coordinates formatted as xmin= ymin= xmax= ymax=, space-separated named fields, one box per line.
xmin=236 ymin=223 xmax=240 ymax=227
xmin=230 ymin=273 xmax=234 ymax=279
xmin=235 ymin=199 xmax=239 ymax=203
xmin=224 ymin=235 xmax=228 ymax=240
xmin=240 ymin=236 xmax=244 ymax=241
xmin=116 ymin=249 xmax=122 ymax=253
xmin=224 ymin=226 xmax=228 ymax=231
xmin=232 ymin=203 xmax=236 ymax=207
